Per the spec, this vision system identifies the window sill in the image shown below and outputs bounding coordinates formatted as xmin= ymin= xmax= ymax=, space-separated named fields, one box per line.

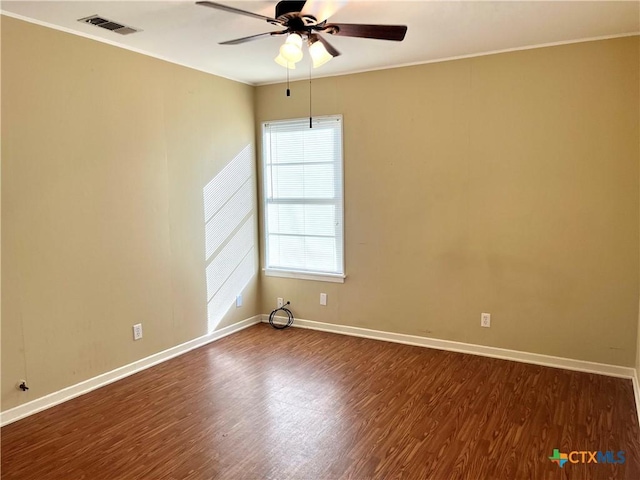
xmin=263 ymin=268 xmax=346 ymax=283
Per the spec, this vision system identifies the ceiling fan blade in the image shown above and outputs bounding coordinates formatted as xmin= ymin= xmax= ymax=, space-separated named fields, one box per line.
xmin=316 ymin=34 xmax=341 ymax=58
xmin=196 ymin=1 xmax=281 ymax=24
xmin=301 ymin=0 xmax=346 ymax=22
xmin=324 ymin=23 xmax=407 ymax=41
xmin=219 ymin=31 xmax=285 ymax=45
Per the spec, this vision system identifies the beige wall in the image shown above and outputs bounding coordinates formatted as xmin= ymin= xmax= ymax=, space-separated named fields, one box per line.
xmin=637 ymin=304 xmax=640 ymax=374
xmin=1 ymin=17 xmax=260 ymax=410
xmin=256 ymin=37 xmax=640 ymax=367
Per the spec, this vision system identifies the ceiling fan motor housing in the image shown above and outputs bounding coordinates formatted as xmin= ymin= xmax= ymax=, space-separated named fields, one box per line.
xmin=275 ymin=0 xmax=307 ymax=19
xmin=273 ymin=0 xmax=318 ymax=30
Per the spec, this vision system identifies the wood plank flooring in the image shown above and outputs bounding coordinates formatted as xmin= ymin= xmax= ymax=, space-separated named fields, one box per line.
xmin=2 ymin=324 xmax=639 ymax=479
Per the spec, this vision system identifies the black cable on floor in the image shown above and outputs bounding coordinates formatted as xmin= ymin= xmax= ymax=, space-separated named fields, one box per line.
xmin=269 ymin=301 xmax=294 ymax=329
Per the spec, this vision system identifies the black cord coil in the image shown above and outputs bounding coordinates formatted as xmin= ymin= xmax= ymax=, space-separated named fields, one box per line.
xmin=269 ymin=302 xmax=294 ymax=329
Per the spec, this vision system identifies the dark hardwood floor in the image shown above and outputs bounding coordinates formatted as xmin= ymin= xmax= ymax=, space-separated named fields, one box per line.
xmin=2 ymin=323 xmax=639 ymax=479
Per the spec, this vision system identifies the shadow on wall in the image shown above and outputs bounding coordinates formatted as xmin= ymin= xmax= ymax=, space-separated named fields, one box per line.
xmin=203 ymin=145 xmax=256 ymax=332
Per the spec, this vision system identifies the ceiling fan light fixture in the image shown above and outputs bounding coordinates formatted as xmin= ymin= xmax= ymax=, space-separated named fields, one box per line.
xmin=279 ymin=43 xmax=303 ymax=63
xmin=309 ymin=38 xmax=333 ymax=68
xmin=284 ymin=32 xmax=303 ymax=48
xmin=274 ymin=54 xmax=296 ymax=69
xmin=279 ymin=33 xmax=303 ymax=63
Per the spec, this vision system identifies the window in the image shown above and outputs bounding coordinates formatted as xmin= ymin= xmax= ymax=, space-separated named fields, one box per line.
xmin=262 ymin=115 xmax=344 ymax=282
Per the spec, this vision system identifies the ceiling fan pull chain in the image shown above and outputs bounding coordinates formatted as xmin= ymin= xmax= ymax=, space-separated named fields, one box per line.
xmin=286 ymin=65 xmax=291 ymax=97
xmin=309 ymin=60 xmax=313 ymax=128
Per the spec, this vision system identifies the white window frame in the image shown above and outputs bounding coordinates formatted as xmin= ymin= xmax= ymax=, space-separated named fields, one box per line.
xmin=262 ymin=115 xmax=345 ymax=283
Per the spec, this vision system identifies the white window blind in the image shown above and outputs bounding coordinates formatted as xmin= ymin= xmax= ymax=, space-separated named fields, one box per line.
xmin=262 ymin=115 xmax=344 ymax=279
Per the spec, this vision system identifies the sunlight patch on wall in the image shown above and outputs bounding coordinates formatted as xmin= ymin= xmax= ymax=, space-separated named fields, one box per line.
xmin=205 ymin=181 xmax=254 ymax=260
xmin=206 ymin=241 xmax=255 ymax=331
xmin=204 ymin=145 xmax=253 ymax=222
xmin=203 ymin=145 xmax=256 ymax=332
xmin=206 ymin=218 xmax=255 ymax=302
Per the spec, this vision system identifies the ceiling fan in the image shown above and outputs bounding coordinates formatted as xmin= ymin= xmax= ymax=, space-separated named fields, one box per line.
xmin=195 ymin=0 xmax=408 ymax=68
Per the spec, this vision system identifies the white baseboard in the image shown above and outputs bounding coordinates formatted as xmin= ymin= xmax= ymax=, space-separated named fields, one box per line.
xmin=262 ymin=314 xmax=636 ymax=379
xmin=5 ymin=314 xmax=638 ymax=430
xmin=265 ymin=314 xmax=640 ymax=429
xmin=633 ymin=370 xmax=640 ymax=432
xmin=0 ymin=315 xmax=262 ymax=427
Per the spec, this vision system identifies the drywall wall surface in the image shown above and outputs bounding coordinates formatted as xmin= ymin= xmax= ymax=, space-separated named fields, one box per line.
xmin=1 ymin=16 xmax=259 ymax=410
xmin=256 ymin=36 xmax=640 ymax=366
xmin=636 ymin=299 xmax=640 ymax=374
xmin=637 ymin=34 xmax=640 ymax=378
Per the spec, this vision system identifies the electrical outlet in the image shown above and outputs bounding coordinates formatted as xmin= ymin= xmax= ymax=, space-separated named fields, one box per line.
xmin=277 ymin=297 xmax=284 ymax=308
xmin=133 ymin=323 xmax=143 ymax=340
xmin=481 ymin=313 xmax=491 ymax=328
xmin=320 ymin=293 xmax=327 ymax=306
xmin=236 ymin=294 xmax=243 ymax=307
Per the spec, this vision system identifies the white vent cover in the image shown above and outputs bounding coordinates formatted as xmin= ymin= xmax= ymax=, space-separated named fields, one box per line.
xmin=78 ymin=15 xmax=140 ymax=35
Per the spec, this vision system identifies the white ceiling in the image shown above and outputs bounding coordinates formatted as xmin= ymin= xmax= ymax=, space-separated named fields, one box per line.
xmin=2 ymin=1 xmax=639 ymax=85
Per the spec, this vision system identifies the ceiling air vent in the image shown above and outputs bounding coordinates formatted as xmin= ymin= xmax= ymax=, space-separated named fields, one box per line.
xmin=78 ymin=15 xmax=140 ymax=35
